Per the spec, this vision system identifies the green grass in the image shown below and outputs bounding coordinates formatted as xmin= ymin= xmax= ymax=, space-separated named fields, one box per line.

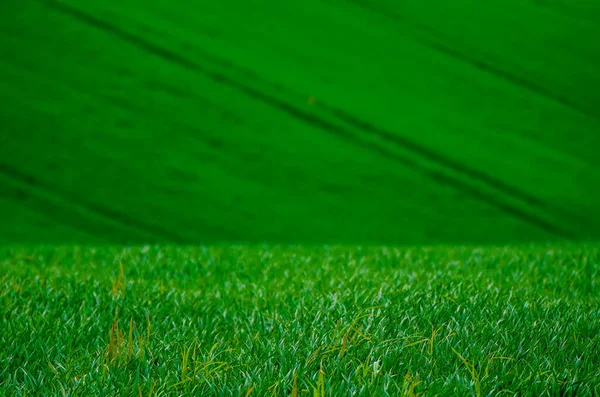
xmin=2 ymin=2 xmax=599 ymax=395
xmin=1 ymin=245 xmax=598 ymax=395
xmin=1 ymin=0 xmax=600 ymax=244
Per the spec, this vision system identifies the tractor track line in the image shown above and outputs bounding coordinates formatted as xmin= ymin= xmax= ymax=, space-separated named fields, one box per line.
xmin=344 ymin=0 xmax=598 ymax=121
xmin=318 ymin=103 xmax=591 ymax=225
xmin=0 ymin=180 xmax=110 ymax=242
xmin=0 ymin=162 xmax=192 ymax=243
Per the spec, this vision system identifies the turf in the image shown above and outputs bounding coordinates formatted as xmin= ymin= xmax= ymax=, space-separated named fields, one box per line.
xmin=1 ymin=0 xmax=600 ymax=244
xmin=1 ymin=245 xmax=598 ymax=395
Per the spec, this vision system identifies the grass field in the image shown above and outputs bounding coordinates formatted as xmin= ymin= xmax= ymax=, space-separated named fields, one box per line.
xmin=2 ymin=0 xmax=600 ymax=244
xmin=2 ymin=1 xmax=599 ymax=396
xmin=1 ymin=245 xmax=599 ymax=395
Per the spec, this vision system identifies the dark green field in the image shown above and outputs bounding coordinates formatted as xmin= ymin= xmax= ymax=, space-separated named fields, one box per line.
xmin=2 ymin=0 xmax=600 ymax=244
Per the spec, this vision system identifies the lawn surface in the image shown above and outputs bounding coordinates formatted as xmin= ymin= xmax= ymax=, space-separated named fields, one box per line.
xmin=2 ymin=0 xmax=600 ymax=244
xmin=1 ymin=245 xmax=598 ymax=395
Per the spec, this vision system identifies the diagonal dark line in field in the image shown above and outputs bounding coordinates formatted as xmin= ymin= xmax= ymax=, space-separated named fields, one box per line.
xmin=321 ymin=107 xmax=591 ymax=233
xmin=343 ymin=0 xmax=598 ymax=121
xmin=326 ymin=132 xmax=574 ymax=239
xmin=0 ymin=179 xmax=111 ymax=242
xmin=0 ymin=162 xmax=192 ymax=243
xmin=42 ymin=0 xmax=573 ymax=239
xmin=319 ymin=104 xmax=586 ymax=220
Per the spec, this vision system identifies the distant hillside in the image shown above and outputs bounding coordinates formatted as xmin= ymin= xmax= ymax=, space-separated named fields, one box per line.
xmin=1 ymin=0 xmax=599 ymax=244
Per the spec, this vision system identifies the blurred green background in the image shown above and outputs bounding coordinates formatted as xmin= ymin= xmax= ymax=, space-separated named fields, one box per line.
xmin=1 ymin=0 xmax=599 ymax=244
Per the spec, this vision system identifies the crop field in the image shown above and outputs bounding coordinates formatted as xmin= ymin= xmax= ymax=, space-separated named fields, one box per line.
xmin=1 ymin=0 xmax=599 ymax=244
xmin=1 ymin=245 xmax=599 ymax=395
xmin=2 ymin=0 xmax=600 ymax=396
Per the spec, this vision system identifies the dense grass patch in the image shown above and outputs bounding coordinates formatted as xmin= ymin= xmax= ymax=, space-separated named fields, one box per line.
xmin=1 ymin=245 xmax=599 ymax=395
